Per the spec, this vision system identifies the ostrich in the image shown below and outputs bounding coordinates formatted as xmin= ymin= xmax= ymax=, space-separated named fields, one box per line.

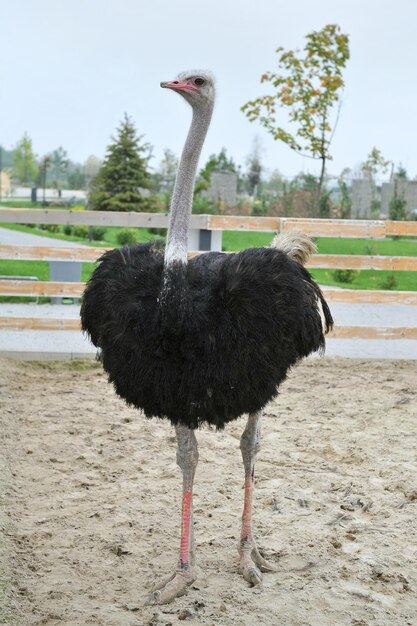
xmin=81 ymin=70 xmax=333 ymax=605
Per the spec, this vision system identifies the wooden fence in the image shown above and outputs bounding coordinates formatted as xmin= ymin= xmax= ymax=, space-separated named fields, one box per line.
xmin=0 ymin=208 xmax=416 ymax=340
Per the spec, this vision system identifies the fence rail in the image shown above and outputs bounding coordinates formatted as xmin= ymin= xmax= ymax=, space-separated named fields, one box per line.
xmin=2 ymin=207 xmax=417 ymax=237
xmin=0 ymin=209 xmax=416 ymax=342
xmin=1 ymin=244 xmax=416 ymax=272
xmin=1 ymin=317 xmax=416 ymax=340
xmin=0 ymin=244 xmax=105 ymax=262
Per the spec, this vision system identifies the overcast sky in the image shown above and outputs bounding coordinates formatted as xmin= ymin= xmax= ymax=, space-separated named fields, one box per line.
xmin=2 ymin=0 xmax=417 ymax=180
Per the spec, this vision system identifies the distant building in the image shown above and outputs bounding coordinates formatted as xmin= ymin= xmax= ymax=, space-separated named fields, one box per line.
xmin=351 ymin=179 xmax=373 ymax=218
xmin=0 ymin=170 xmax=11 ymax=198
xmin=10 ymin=185 xmax=87 ymax=202
xmin=381 ymin=180 xmax=417 ymax=217
xmin=204 ymin=171 xmax=237 ymax=206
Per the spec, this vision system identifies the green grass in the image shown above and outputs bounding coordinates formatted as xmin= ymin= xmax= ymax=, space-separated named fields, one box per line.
xmin=0 ymin=200 xmax=45 ymax=208
xmin=221 ymin=231 xmax=417 ymax=257
xmin=0 ymin=200 xmax=85 ymax=209
xmin=310 ymin=268 xmax=417 ymax=291
xmin=314 ymin=237 xmax=417 ymax=257
xmin=316 ymin=238 xmax=417 ymax=291
xmin=0 ymin=259 xmax=95 ymax=282
xmin=102 ymin=226 xmax=164 ymax=246
xmin=0 ymin=259 xmax=50 ymax=281
xmin=222 ymin=231 xmax=272 ymax=251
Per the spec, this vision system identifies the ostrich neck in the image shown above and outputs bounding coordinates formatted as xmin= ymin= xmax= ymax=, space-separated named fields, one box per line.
xmin=164 ymin=105 xmax=213 ymax=267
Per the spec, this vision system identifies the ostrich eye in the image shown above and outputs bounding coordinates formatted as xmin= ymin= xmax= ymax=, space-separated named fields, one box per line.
xmin=194 ymin=78 xmax=205 ymax=86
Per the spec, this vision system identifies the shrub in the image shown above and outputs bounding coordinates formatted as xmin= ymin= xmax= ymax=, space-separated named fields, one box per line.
xmin=389 ymin=193 xmax=407 ymax=221
xmin=371 ymin=199 xmax=381 ymax=219
xmin=116 ymin=229 xmax=137 ymax=246
xmin=252 ymin=201 xmax=267 ymax=216
xmin=72 ymin=225 xmax=89 ymax=238
xmin=379 ymin=274 xmax=398 ymax=290
xmin=363 ymin=244 xmax=377 ymax=255
xmin=90 ymin=226 xmax=106 ymax=241
xmin=40 ymin=223 xmax=59 ymax=233
xmin=148 ymin=227 xmax=167 ymax=237
xmin=63 ymin=225 xmax=73 ymax=236
xmin=192 ymin=196 xmax=216 ymax=214
xmin=332 ymin=269 xmax=358 ymax=284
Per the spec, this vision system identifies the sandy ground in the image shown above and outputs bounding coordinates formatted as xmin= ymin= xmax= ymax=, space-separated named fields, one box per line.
xmin=0 ymin=357 xmax=416 ymax=626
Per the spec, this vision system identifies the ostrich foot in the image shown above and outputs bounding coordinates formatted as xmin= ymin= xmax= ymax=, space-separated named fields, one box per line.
xmin=238 ymin=541 xmax=277 ymax=586
xmin=144 ymin=567 xmax=197 ymax=605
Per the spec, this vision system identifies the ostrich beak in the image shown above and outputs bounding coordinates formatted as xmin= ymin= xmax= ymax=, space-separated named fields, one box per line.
xmin=160 ymin=80 xmax=199 ymax=94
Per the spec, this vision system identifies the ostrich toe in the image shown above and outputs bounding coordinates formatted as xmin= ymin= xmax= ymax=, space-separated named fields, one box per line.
xmin=144 ymin=567 xmax=197 ymax=605
xmin=238 ymin=543 xmax=277 ymax=586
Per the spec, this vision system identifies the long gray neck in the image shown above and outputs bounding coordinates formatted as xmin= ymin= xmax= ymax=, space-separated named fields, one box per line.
xmin=164 ymin=105 xmax=213 ymax=266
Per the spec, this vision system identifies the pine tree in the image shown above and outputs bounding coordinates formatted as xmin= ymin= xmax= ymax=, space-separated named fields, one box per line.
xmin=48 ymin=146 xmax=69 ymax=194
xmin=89 ymin=114 xmax=151 ymax=211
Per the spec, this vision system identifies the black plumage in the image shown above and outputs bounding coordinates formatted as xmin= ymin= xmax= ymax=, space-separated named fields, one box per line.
xmin=81 ymin=241 xmax=333 ymax=430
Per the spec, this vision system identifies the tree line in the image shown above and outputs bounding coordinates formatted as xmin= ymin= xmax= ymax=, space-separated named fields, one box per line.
xmin=1 ymin=136 xmax=101 ymax=192
xmin=1 ymin=117 xmax=410 ymax=221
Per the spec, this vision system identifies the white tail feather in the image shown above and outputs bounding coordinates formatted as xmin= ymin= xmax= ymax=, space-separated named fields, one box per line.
xmin=271 ymin=231 xmax=329 ymax=332
xmin=271 ymin=231 xmax=316 ymax=267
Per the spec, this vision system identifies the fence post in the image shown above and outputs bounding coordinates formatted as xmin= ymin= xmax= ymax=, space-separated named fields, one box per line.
xmin=49 ymin=261 xmax=82 ymax=304
xmin=188 ymin=228 xmax=223 ymax=252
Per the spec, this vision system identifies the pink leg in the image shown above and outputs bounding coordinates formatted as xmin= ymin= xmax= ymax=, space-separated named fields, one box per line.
xmin=241 ymin=470 xmax=255 ymax=544
xmin=180 ymin=490 xmax=192 ymax=566
xmin=145 ymin=424 xmax=198 ymax=605
xmin=238 ymin=412 xmax=276 ymax=585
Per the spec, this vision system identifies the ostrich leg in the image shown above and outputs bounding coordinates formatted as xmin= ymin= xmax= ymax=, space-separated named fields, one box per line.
xmin=145 ymin=424 xmax=198 ymax=605
xmin=238 ymin=412 xmax=276 ymax=585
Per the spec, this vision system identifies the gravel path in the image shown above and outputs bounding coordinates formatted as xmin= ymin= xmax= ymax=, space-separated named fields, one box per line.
xmin=0 ymin=226 xmax=86 ymax=247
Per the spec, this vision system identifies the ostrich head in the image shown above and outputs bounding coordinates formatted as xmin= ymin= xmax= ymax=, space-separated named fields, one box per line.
xmin=161 ymin=71 xmax=215 ymax=109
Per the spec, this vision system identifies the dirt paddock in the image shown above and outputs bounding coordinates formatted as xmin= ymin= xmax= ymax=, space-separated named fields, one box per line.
xmin=0 ymin=356 xmax=416 ymax=626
